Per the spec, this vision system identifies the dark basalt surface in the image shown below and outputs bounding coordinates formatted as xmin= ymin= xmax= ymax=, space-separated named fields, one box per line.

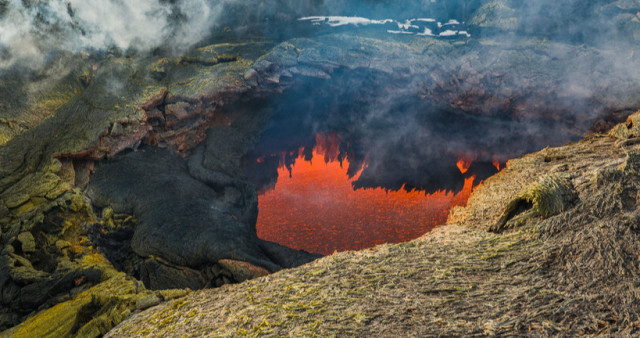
xmin=86 ymin=109 xmax=320 ymax=289
xmin=88 ymin=133 xmax=319 ymax=277
xmin=88 ymin=146 xmax=319 ymax=270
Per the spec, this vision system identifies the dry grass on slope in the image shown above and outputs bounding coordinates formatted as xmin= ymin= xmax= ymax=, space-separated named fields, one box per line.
xmin=108 ymin=226 xmax=542 ymax=336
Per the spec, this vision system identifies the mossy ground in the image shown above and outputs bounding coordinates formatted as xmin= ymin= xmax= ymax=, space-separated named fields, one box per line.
xmin=0 ymin=54 xmax=90 ymax=146
xmin=0 ymin=40 xmax=275 ymax=335
xmin=108 ymin=226 xmax=537 ymax=336
xmin=6 ymin=272 xmax=189 ymax=338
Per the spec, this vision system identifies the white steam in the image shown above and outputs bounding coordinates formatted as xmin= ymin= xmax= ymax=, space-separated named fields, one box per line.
xmin=0 ymin=0 xmax=221 ymax=70
xmin=68 ymin=0 xmax=173 ymax=51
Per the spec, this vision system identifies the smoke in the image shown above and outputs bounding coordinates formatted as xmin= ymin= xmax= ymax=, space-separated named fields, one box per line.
xmin=239 ymin=0 xmax=640 ymax=193
xmin=0 ymin=0 xmax=223 ymax=70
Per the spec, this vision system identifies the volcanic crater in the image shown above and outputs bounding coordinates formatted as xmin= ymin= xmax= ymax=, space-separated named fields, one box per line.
xmin=4 ymin=0 xmax=640 ymax=335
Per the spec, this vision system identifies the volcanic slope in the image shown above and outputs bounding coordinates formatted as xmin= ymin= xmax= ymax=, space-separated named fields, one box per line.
xmin=107 ymin=112 xmax=640 ymax=336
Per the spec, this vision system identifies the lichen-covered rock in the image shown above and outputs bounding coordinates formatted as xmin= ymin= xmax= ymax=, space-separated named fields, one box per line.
xmin=491 ymin=173 xmax=578 ymax=232
xmin=4 ymin=272 xmax=189 ymax=338
xmin=0 ymin=173 xmax=113 ymax=330
xmin=0 ymin=54 xmax=88 ymax=146
xmin=15 ymin=232 xmax=35 ymax=253
xmin=0 ymin=40 xmax=283 ymax=331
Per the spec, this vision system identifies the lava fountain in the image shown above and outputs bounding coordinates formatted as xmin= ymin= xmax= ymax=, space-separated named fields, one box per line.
xmin=256 ymin=134 xmax=479 ymax=255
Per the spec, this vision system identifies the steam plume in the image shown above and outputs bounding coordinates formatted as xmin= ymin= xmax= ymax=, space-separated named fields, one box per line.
xmin=0 ymin=0 xmax=222 ymax=70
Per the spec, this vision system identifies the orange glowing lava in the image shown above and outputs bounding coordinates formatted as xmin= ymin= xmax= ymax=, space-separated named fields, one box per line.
xmin=256 ymin=143 xmax=478 ymax=255
xmin=456 ymin=158 xmax=472 ymax=174
xmin=492 ymin=159 xmax=502 ymax=171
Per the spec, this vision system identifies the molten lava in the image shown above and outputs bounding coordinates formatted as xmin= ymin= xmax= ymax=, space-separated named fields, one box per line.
xmin=456 ymin=158 xmax=472 ymax=174
xmin=492 ymin=159 xmax=502 ymax=171
xmin=256 ymin=138 xmax=478 ymax=255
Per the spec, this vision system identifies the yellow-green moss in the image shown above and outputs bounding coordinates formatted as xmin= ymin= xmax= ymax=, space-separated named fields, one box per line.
xmin=28 ymin=86 xmax=82 ymax=119
xmin=491 ymin=173 xmax=577 ymax=232
xmin=6 ymin=273 xmax=190 ymax=338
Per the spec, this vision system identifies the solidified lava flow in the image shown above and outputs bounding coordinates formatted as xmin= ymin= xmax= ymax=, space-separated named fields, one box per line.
xmin=256 ymin=140 xmax=478 ymax=255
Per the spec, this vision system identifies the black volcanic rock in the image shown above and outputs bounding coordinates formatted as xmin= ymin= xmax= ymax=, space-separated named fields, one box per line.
xmin=88 ymin=146 xmax=319 ymax=275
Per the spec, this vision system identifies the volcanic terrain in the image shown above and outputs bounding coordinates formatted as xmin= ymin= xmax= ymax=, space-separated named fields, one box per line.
xmin=3 ymin=0 xmax=640 ymax=336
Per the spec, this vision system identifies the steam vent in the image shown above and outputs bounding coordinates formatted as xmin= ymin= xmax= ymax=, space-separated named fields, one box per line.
xmin=4 ymin=1 xmax=640 ymax=336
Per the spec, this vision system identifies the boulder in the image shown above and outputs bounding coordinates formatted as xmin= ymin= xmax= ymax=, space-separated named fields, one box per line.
xmin=15 ymin=233 xmax=35 ymax=253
